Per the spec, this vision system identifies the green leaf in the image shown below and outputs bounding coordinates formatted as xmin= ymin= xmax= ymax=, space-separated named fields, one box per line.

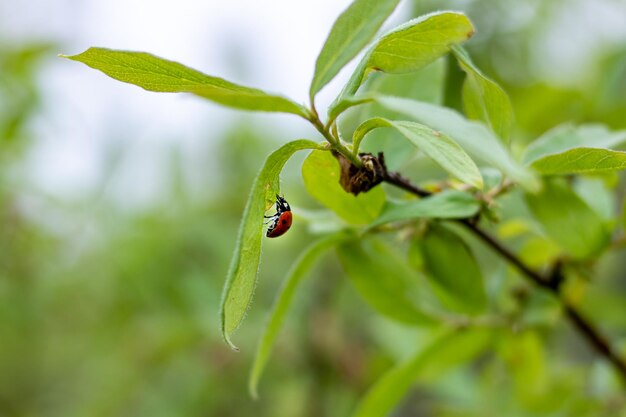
xmin=331 ymin=58 xmax=444 ymax=122
xmin=350 ymin=328 xmax=491 ymax=417
xmin=523 ymin=123 xmax=626 ymax=164
xmin=348 ymin=62 xmax=449 ymax=168
xmin=249 ymin=233 xmax=348 ymax=399
xmin=420 ymin=223 xmax=486 ymax=314
xmin=367 ymin=11 xmax=473 ymax=74
xmin=574 ymin=177 xmax=615 ymax=221
xmin=371 ymin=190 xmax=480 ymax=227
xmin=302 ymin=149 xmax=385 ymax=224
xmin=220 ymin=140 xmax=321 ymax=350
xmin=366 ymin=59 xmax=447 ymax=104
xmin=329 ymin=92 xmax=378 ymax=121
xmin=531 ymin=147 xmax=626 ymax=175
xmin=500 ymin=331 xmax=550 ymax=409
xmin=524 ymin=179 xmax=610 ymax=259
xmin=354 ymin=118 xmax=483 ymax=188
xmin=451 ymin=45 xmax=513 ymax=141
xmin=62 ymin=47 xmax=308 ymax=117
xmin=331 ymin=11 xmax=474 ymax=113
xmin=373 ymin=95 xmax=539 ymax=190
xmin=309 ymin=0 xmax=401 ymax=98
xmin=337 ymin=238 xmax=436 ymax=325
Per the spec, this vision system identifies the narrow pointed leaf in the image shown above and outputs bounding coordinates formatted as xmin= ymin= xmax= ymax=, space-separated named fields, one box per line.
xmin=392 ymin=121 xmax=483 ymax=188
xmin=524 ymin=179 xmax=610 ymax=259
xmin=420 ymin=223 xmax=486 ymax=314
xmin=331 ymin=11 xmax=474 ymax=113
xmin=351 ymin=328 xmax=491 ymax=417
xmin=371 ymin=190 xmax=480 ymax=227
xmin=373 ymin=95 xmax=538 ymax=190
xmin=452 ymin=45 xmax=513 ymax=141
xmin=62 ymin=47 xmax=308 ymax=116
xmin=302 ymin=150 xmax=385 ymax=224
xmin=337 ymin=238 xmax=436 ymax=325
xmin=249 ymin=233 xmax=348 ymax=398
xmin=220 ymin=140 xmax=321 ymax=350
xmin=310 ymin=0 xmax=401 ymax=98
xmin=531 ymin=147 xmax=626 ymax=175
xmin=523 ymin=123 xmax=626 ymax=164
xmin=354 ymin=117 xmax=483 ymax=188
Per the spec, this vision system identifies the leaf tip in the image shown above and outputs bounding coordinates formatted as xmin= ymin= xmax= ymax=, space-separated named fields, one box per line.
xmin=221 ymin=318 xmax=240 ymax=351
xmin=248 ymin=380 xmax=260 ymax=400
xmin=224 ymin=334 xmax=240 ymax=352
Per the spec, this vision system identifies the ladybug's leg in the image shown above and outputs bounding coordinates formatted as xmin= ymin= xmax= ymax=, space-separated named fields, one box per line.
xmin=264 ymin=215 xmax=278 ymax=224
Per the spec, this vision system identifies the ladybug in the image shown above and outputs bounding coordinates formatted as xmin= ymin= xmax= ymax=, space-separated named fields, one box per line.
xmin=265 ymin=194 xmax=292 ymax=238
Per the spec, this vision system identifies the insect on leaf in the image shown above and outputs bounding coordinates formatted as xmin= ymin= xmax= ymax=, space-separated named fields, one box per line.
xmin=220 ymin=140 xmax=322 ymax=350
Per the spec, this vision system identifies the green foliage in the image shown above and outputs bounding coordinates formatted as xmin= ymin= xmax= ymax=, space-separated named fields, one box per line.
xmin=499 ymin=331 xmax=551 ymax=410
xmin=54 ymin=1 xmax=626 ymax=416
xmin=354 ymin=117 xmax=483 ymax=188
xmin=525 ymin=179 xmax=610 ymax=259
xmin=372 ymin=95 xmax=539 ymax=190
xmin=249 ymin=232 xmax=348 ymax=398
xmin=523 ymin=123 xmax=626 ymax=164
xmin=365 ymin=12 xmax=473 ymax=74
xmin=531 ymin=147 xmax=626 ymax=175
xmin=220 ymin=140 xmax=321 ymax=349
xmin=336 ymin=237 xmax=435 ymax=325
xmin=452 ymin=45 xmax=513 ymax=141
xmin=372 ymin=190 xmax=480 ymax=227
xmin=350 ymin=328 xmax=492 ymax=417
xmin=419 ymin=223 xmax=487 ymax=314
xmin=331 ymin=11 xmax=474 ymax=112
xmin=302 ymin=149 xmax=385 ymax=224
xmin=63 ymin=48 xmax=308 ymax=116
xmin=309 ymin=0 xmax=400 ymax=99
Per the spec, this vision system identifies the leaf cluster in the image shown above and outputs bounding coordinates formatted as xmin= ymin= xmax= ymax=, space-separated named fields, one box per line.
xmin=63 ymin=1 xmax=626 ymax=414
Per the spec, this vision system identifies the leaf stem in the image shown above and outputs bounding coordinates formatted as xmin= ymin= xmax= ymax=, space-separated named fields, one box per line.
xmin=308 ymin=111 xmax=362 ymax=167
xmin=380 ymin=164 xmax=626 ymax=385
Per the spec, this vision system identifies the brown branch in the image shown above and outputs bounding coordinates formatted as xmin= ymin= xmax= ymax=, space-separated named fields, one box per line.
xmin=377 ymin=157 xmax=626 ymax=384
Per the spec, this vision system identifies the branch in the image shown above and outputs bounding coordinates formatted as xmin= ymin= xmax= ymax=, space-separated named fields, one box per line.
xmin=379 ymin=157 xmax=626 ymax=384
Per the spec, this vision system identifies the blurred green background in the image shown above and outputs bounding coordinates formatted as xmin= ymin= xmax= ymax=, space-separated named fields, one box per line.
xmin=1 ymin=0 xmax=626 ymax=416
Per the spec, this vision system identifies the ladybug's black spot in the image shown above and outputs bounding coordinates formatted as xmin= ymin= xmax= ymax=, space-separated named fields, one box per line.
xmin=281 ymin=219 xmax=287 ymax=225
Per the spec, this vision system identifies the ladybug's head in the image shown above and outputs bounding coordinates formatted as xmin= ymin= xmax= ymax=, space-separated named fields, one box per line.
xmin=275 ymin=194 xmax=291 ymax=213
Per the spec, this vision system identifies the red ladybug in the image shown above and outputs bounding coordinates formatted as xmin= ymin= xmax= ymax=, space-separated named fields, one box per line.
xmin=265 ymin=195 xmax=292 ymax=238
